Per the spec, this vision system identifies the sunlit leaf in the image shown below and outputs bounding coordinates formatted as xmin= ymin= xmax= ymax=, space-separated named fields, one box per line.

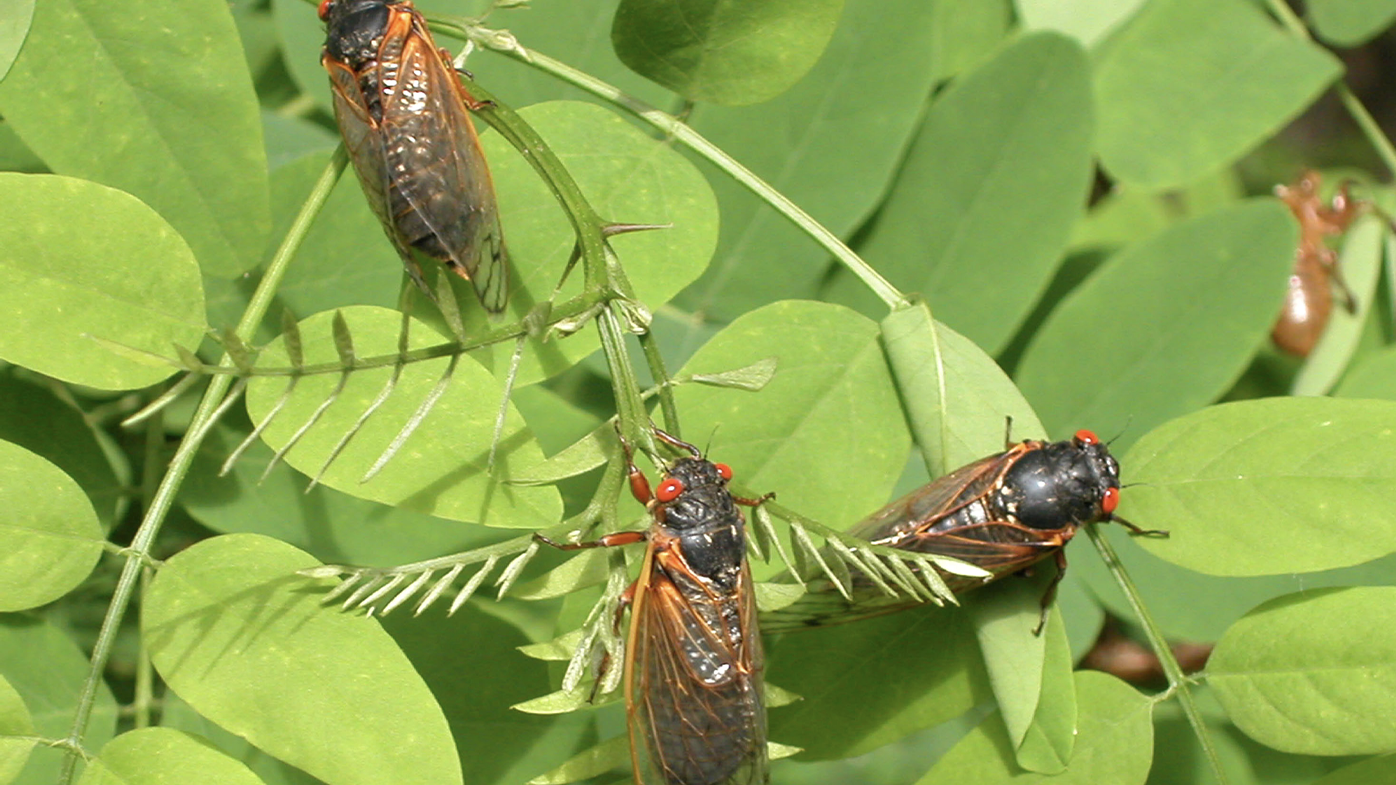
xmin=1211 ymin=587 xmax=1396 ymax=755
xmin=0 ymin=174 xmax=206 ymax=390
xmin=144 ymin=534 xmax=463 ymax=785
xmin=76 ymin=728 xmax=265 ymax=785
xmin=0 ymin=0 xmax=269 ymax=276
xmin=0 ymin=440 xmax=102 ymax=612
xmin=1125 ymin=397 xmax=1396 ymax=576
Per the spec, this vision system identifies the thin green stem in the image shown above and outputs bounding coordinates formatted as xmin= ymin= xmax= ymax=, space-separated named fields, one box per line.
xmin=450 ymin=31 xmax=907 ymax=311
xmin=1085 ymin=526 xmax=1229 ymax=785
xmin=57 ymin=149 xmax=350 ymax=784
xmin=1264 ymin=0 xmax=1396 ymax=177
xmin=638 ymin=330 xmax=680 ymax=436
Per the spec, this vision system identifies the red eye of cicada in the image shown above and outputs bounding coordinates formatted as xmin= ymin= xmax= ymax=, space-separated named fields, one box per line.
xmin=1101 ymin=487 xmax=1120 ymax=514
xmin=715 ymin=463 xmax=733 ymax=481
xmin=1075 ymin=429 xmax=1100 ymax=445
xmin=318 ymin=0 xmax=333 ymax=21
xmin=656 ymin=477 xmax=684 ymax=503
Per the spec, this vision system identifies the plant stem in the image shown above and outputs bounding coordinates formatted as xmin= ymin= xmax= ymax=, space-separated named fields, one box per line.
xmin=1085 ymin=525 xmax=1229 ymax=785
xmin=56 ymin=149 xmax=349 ymax=784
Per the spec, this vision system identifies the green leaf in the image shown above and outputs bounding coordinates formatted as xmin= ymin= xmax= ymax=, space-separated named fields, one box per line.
xmin=0 ymin=440 xmax=102 ymax=612
xmin=1309 ymin=0 xmax=1396 ymax=46
xmin=0 ymin=617 xmax=118 ymax=785
xmin=915 ymin=671 xmax=1152 ymax=785
xmin=0 ymin=0 xmax=33 ymax=82
xmin=1123 ymin=397 xmax=1396 ymax=576
xmin=182 ymin=424 xmax=509 ymax=566
xmin=0 ymin=675 xmax=34 ymax=785
xmin=679 ymin=0 xmax=959 ymax=320
xmin=834 ymin=32 xmax=1095 ymax=354
xmin=1312 ymin=754 xmax=1396 ymax=785
xmin=880 ymin=301 xmax=1045 ymax=478
xmin=0 ymin=373 xmax=126 ymax=527
xmin=528 ymin=737 xmax=630 ymax=785
xmin=672 ymin=301 xmax=910 ymax=537
xmin=611 ymin=0 xmax=845 ymax=106
xmin=1015 ymin=0 xmax=1147 ymax=47
xmin=244 ymin=306 xmax=561 ymax=529
xmin=76 ymin=728 xmax=265 ymax=785
xmin=0 ymin=174 xmax=207 ymax=390
xmin=1016 ymin=200 xmax=1294 ymax=447
xmin=1210 ymin=587 xmax=1396 ymax=755
xmin=464 ymin=101 xmax=717 ymax=386
xmin=969 ymin=581 xmax=1075 ymax=774
xmin=1291 ymin=217 xmax=1386 ymax=396
xmin=766 ymin=606 xmax=988 ymax=759
xmin=143 ymin=534 xmax=463 ymax=785
xmin=1094 ymin=0 xmax=1342 ymax=188
xmin=0 ymin=0 xmax=269 ymax=276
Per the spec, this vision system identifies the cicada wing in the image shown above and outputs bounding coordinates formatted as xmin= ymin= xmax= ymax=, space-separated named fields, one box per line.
xmin=895 ymin=520 xmax=1073 ymax=577
xmin=626 ymin=552 xmax=766 ymax=785
xmin=324 ymin=34 xmax=433 ymax=296
xmin=377 ymin=14 xmax=508 ymax=312
xmin=847 ymin=451 xmax=1015 ymax=545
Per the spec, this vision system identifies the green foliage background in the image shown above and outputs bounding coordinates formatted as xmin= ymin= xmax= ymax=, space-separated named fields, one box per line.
xmin=2 ymin=0 xmax=1396 ymax=784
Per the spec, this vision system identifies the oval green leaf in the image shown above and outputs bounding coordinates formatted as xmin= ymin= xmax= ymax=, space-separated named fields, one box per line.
xmin=1016 ymin=199 xmax=1295 ymax=448
xmin=1094 ymin=0 xmax=1341 ymax=188
xmin=1309 ymin=0 xmax=1396 ymax=46
xmin=0 ymin=674 xmax=34 ymax=785
xmin=0 ymin=174 xmax=207 ymax=390
xmin=0 ymin=617 xmax=119 ymax=785
xmin=881 ymin=300 xmax=1045 ymax=478
xmin=77 ymin=728 xmax=265 ymax=785
xmin=838 ymin=32 xmax=1095 ymax=354
xmin=1123 ymin=397 xmax=1396 ymax=576
xmin=0 ymin=440 xmax=103 ymax=612
xmin=144 ymin=534 xmax=463 ymax=785
xmin=0 ymin=0 xmax=269 ymax=276
xmin=0 ymin=0 xmax=33 ymax=81
xmin=612 ymin=0 xmax=844 ymax=106
xmin=681 ymin=0 xmax=963 ymax=320
xmin=1210 ymin=587 xmax=1396 ymax=755
xmin=915 ymin=671 xmax=1153 ymax=785
xmin=244 ymin=306 xmax=561 ymax=528
xmin=672 ymin=300 xmax=910 ymax=535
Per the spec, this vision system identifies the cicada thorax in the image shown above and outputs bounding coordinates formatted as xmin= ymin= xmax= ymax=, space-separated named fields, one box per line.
xmin=1271 ymin=169 xmax=1363 ymax=357
xmin=319 ymin=0 xmax=509 ymax=312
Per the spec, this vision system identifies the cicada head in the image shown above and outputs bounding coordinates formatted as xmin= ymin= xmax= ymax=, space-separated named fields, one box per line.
xmin=999 ymin=430 xmax=1121 ymax=530
xmin=652 ymin=457 xmax=739 ymax=534
xmin=321 ymin=0 xmax=395 ymax=67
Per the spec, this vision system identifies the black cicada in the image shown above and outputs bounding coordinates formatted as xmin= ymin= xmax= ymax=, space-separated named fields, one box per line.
xmin=538 ymin=429 xmax=769 ymax=785
xmin=320 ymin=0 xmax=508 ymax=311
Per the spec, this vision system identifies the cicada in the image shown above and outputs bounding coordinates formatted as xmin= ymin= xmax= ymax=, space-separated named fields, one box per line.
xmin=319 ymin=0 xmax=508 ymax=312
xmin=1271 ymin=170 xmax=1362 ymax=357
xmin=537 ymin=429 xmax=769 ymax=785
xmin=765 ymin=429 xmax=1164 ymax=633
